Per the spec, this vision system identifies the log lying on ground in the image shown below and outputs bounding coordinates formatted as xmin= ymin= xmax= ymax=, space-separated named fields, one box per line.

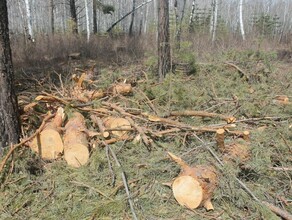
xmin=168 ymin=152 xmax=218 ymax=211
xmin=108 ymin=82 xmax=132 ymax=96
xmin=63 ymin=112 xmax=89 ymax=167
xmin=30 ymin=107 xmax=65 ymax=160
xmin=103 ymin=117 xmax=131 ymax=138
xmin=170 ymin=110 xmax=236 ymax=123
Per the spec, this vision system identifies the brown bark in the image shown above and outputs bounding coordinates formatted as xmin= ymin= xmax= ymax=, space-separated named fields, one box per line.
xmin=0 ymin=0 xmax=21 ymax=149
xmin=158 ymin=0 xmax=171 ymax=81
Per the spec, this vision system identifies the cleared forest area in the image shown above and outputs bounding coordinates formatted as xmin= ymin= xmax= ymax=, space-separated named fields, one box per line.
xmin=0 ymin=0 xmax=292 ymax=219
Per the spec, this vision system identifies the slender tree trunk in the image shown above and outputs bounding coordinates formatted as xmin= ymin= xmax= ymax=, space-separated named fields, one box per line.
xmin=239 ymin=0 xmax=245 ymax=40
xmin=93 ymin=0 xmax=97 ymax=34
xmin=211 ymin=0 xmax=218 ymax=43
xmin=69 ymin=0 xmax=78 ymax=34
xmin=189 ymin=0 xmax=196 ymax=32
xmin=107 ymin=0 xmax=153 ymax=33
xmin=24 ymin=0 xmax=34 ymax=42
xmin=129 ymin=0 xmax=136 ymax=36
xmin=84 ymin=0 xmax=90 ymax=42
xmin=0 ymin=0 xmax=21 ymax=150
xmin=158 ymin=0 xmax=171 ymax=82
xmin=50 ymin=0 xmax=55 ymax=34
xmin=175 ymin=0 xmax=187 ymax=49
xmin=143 ymin=1 xmax=149 ymax=33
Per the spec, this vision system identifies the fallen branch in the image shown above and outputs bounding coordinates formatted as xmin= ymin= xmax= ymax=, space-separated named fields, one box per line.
xmin=262 ymin=201 xmax=292 ymax=220
xmin=0 ymin=114 xmax=55 ymax=173
xmin=224 ymin=62 xmax=249 ymax=82
xmin=71 ymin=180 xmax=113 ymax=200
xmin=105 ymin=143 xmax=138 ymax=220
xmin=90 ymin=115 xmax=110 ymax=138
xmin=125 ymin=116 xmax=152 ymax=149
xmin=170 ymin=110 xmax=236 ymax=123
xmin=107 ymin=0 xmax=153 ymax=33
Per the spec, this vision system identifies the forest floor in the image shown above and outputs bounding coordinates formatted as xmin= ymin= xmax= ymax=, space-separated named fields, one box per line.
xmin=0 ymin=46 xmax=291 ymax=220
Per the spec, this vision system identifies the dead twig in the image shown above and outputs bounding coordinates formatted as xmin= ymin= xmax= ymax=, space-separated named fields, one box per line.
xmin=170 ymin=110 xmax=236 ymax=123
xmin=125 ymin=116 xmax=152 ymax=150
xmin=224 ymin=62 xmax=249 ymax=82
xmin=70 ymin=180 xmax=113 ymax=200
xmin=105 ymin=143 xmax=138 ymax=220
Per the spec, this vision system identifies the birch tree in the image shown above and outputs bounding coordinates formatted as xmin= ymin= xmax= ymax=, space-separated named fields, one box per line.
xmin=24 ymin=0 xmax=34 ymax=41
xmin=158 ymin=0 xmax=171 ymax=81
xmin=210 ymin=0 xmax=218 ymax=43
xmin=0 ymin=0 xmax=21 ymax=149
xmin=239 ymin=0 xmax=245 ymax=40
xmin=84 ymin=0 xmax=90 ymax=41
xmin=189 ymin=0 xmax=196 ymax=32
xmin=174 ymin=0 xmax=186 ymax=49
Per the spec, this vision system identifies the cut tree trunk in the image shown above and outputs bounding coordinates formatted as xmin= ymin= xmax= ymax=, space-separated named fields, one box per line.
xmin=64 ymin=112 xmax=89 ymax=167
xmin=103 ymin=117 xmax=131 ymax=138
xmin=30 ymin=107 xmax=64 ymax=159
xmin=168 ymin=152 xmax=218 ymax=210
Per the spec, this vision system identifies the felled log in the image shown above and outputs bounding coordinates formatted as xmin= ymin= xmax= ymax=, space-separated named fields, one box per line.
xmin=168 ymin=152 xmax=218 ymax=210
xmin=103 ymin=117 xmax=131 ymax=138
xmin=108 ymin=82 xmax=132 ymax=96
xmin=63 ymin=112 xmax=89 ymax=167
xmin=30 ymin=107 xmax=64 ymax=160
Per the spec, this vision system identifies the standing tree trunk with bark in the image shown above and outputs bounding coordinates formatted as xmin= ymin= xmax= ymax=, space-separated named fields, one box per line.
xmin=174 ymin=0 xmax=187 ymax=49
xmin=84 ymin=0 xmax=90 ymax=42
xmin=129 ymin=0 xmax=136 ymax=36
xmin=210 ymin=0 xmax=218 ymax=44
xmin=189 ymin=0 xmax=196 ymax=32
xmin=0 ymin=0 xmax=21 ymax=150
xmin=69 ymin=0 xmax=78 ymax=34
xmin=239 ymin=0 xmax=245 ymax=40
xmin=158 ymin=0 xmax=171 ymax=82
xmin=24 ymin=0 xmax=35 ymax=42
xmin=93 ymin=0 xmax=97 ymax=34
xmin=50 ymin=0 xmax=55 ymax=34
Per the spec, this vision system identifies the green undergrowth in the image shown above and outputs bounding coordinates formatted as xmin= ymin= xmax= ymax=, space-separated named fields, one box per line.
xmin=0 ymin=48 xmax=291 ymax=219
